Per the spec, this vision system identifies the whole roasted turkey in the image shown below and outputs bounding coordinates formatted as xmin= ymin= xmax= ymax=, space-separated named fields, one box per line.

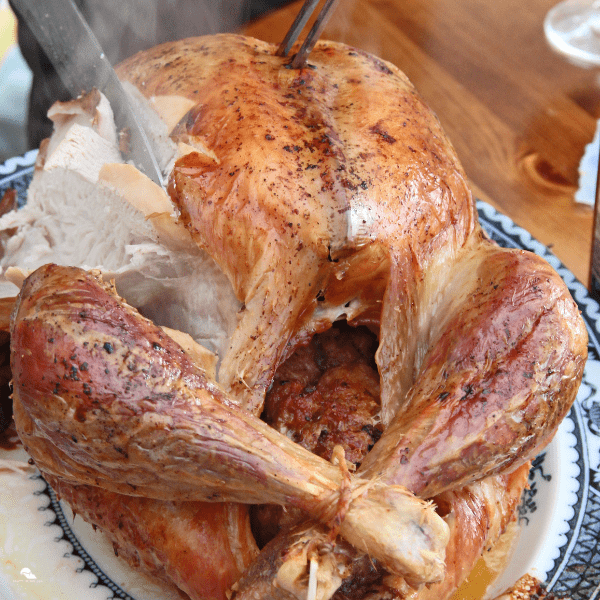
xmin=4 ymin=34 xmax=587 ymax=600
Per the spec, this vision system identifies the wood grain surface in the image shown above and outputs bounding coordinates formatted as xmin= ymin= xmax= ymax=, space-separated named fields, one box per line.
xmin=245 ymin=0 xmax=599 ymax=285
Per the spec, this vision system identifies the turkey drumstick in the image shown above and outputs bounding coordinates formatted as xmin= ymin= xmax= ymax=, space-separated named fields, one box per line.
xmin=231 ymin=463 xmax=531 ymax=600
xmin=44 ymin=474 xmax=259 ymax=600
xmin=11 ymin=263 xmax=448 ymax=585
xmin=361 ymin=236 xmax=588 ymax=496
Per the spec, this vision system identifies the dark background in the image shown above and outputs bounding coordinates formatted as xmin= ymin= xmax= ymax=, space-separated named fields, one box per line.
xmin=9 ymin=0 xmax=294 ymax=149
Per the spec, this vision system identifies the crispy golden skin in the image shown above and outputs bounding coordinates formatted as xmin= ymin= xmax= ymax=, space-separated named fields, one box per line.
xmin=11 ymin=264 xmax=449 ymax=585
xmin=46 ymin=474 xmax=258 ymax=600
xmin=118 ymin=34 xmax=477 ymax=415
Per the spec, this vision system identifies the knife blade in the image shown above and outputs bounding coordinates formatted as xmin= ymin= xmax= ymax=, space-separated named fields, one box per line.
xmin=11 ymin=0 xmax=163 ymax=186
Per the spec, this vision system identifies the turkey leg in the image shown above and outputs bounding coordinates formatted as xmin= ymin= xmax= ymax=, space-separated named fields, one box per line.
xmin=11 ymin=263 xmax=448 ymax=584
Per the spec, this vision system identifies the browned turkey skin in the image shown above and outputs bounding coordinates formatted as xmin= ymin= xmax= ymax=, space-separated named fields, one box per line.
xmin=44 ymin=474 xmax=259 ymax=600
xmin=238 ymin=323 xmax=532 ymax=600
xmin=11 ymin=264 xmax=449 ymax=587
xmin=10 ymin=33 xmax=588 ymax=600
xmin=234 ymin=464 xmax=531 ymax=600
xmin=10 ymin=259 xmax=578 ymax=599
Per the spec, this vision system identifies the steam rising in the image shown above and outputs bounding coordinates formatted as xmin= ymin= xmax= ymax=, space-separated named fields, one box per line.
xmin=81 ymin=0 xmax=279 ymax=64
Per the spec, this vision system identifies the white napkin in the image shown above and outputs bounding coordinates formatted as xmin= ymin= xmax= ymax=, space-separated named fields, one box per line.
xmin=575 ymin=119 xmax=600 ymax=206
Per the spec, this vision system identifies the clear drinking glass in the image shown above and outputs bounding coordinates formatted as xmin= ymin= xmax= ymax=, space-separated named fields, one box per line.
xmin=544 ymin=0 xmax=600 ymax=67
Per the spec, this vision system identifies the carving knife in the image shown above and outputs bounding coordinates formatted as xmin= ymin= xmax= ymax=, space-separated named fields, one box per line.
xmin=10 ymin=0 xmax=163 ymax=186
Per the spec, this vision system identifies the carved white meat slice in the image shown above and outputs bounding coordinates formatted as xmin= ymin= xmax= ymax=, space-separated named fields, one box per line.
xmin=0 ymin=89 xmax=240 ymax=360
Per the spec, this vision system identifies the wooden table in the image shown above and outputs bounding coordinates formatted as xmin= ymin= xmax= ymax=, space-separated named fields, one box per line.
xmin=245 ymin=0 xmax=599 ymax=285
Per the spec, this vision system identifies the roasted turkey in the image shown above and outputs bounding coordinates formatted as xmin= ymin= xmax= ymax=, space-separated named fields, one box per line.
xmin=1 ymin=33 xmax=588 ymax=600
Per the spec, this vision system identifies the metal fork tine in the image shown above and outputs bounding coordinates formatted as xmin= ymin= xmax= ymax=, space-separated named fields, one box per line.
xmin=289 ymin=0 xmax=340 ymax=68
xmin=277 ymin=0 xmax=321 ymax=57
